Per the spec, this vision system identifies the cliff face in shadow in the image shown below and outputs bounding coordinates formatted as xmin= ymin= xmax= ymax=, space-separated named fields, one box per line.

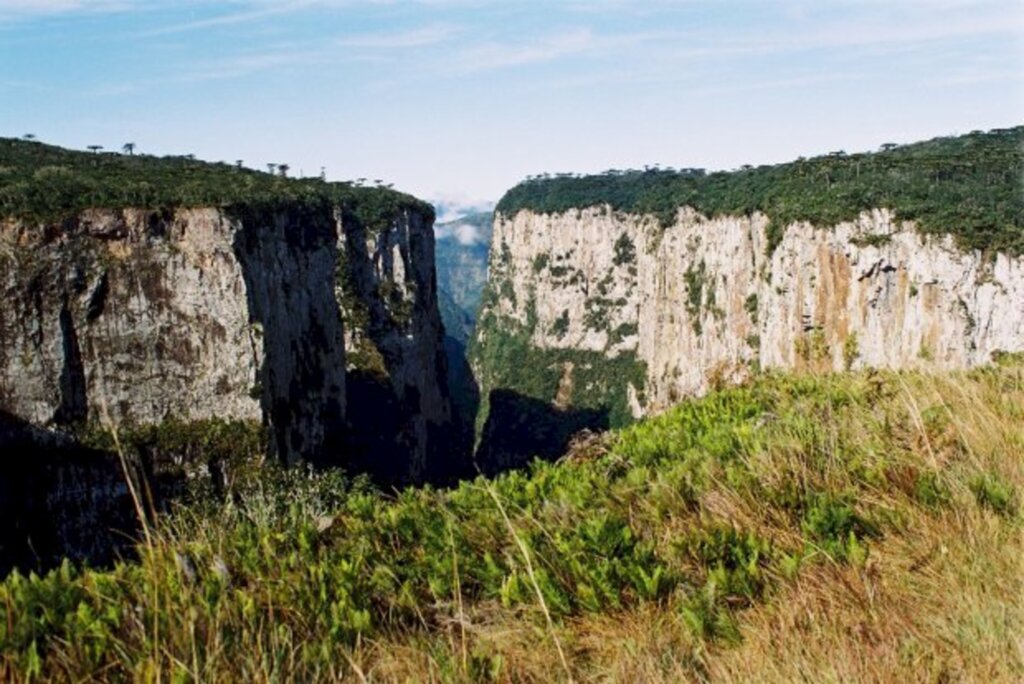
xmin=0 ymin=203 xmax=455 ymax=478
xmin=475 ymin=389 xmax=608 ymax=476
xmin=0 ymin=411 xmax=138 ymax=576
xmin=337 ymin=207 xmax=456 ymax=483
xmin=0 ymin=201 xmax=464 ymax=574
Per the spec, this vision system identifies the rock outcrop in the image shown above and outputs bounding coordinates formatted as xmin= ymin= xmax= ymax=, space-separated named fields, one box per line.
xmin=472 ymin=206 xmax=1024 ymax=465
xmin=0 ymin=203 xmax=452 ymax=479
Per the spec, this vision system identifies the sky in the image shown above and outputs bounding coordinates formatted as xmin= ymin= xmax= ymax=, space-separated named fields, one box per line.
xmin=1 ymin=1 xmax=1022 ymax=206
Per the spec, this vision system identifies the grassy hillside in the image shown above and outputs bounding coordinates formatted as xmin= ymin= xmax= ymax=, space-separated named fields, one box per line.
xmin=2 ymin=362 xmax=1021 ymax=681
xmin=0 ymin=138 xmax=432 ymax=231
xmin=496 ymin=127 xmax=1024 ymax=255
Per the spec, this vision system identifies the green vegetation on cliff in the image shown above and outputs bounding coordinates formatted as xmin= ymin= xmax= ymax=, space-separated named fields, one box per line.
xmin=0 ymin=138 xmax=432 ymax=230
xmin=2 ymin=365 xmax=1021 ymax=681
xmin=469 ymin=281 xmax=646 ymax=470
xmin=496 ymin=127 xmax=1024 ymax=255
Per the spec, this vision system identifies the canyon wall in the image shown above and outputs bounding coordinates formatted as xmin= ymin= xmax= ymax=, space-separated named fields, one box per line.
xmin=0 ymin=203 xmax=452 ymax=479
xmin=472 ymin=207 xmax=1024 ymax=467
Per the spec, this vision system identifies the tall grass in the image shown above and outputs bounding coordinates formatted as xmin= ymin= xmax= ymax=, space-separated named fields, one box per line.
xmin=2 ymin=365 xmax=1021 ymax=682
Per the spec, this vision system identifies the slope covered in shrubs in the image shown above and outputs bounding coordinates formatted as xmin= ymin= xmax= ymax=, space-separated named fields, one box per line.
xmin=0 ymin=138 xmax=431 ymax=231
xmin=497 ymin=127 xmax=1024 ymax=255
xmin=2 ymin=362 xmax=1022 ymax=681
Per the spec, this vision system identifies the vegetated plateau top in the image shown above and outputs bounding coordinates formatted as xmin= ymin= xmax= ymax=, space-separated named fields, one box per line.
xmin=0 ymin=138 xmax=433 ymax=230
xmin=496 ymin=126 xmax=1024 ymax=255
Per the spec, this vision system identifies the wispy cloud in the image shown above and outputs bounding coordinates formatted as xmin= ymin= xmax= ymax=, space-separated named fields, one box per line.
xmin=138 ymin=0 xmax=318 ymax=36
xmin=0 ymin=0 xmax=136 ymax=22
xmin=450 ymin=28 xmax=596 ymax=72
xmin=181 ymin=46 xmax=329 ymax=81
xmin=443 ymin=26 xmax=667 ymax=74
xmin=336 ymin=23 xmax=458 ymax=49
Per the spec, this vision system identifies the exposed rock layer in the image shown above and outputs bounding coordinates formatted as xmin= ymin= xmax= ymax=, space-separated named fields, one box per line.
xmin=474 ymin=207 xmax=1024 ymax=429
xmin=0 ymin=204 xmax=452 ymax=478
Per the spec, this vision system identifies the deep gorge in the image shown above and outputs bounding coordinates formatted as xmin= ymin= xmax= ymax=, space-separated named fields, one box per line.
xmin=1 ymin=127 xmax=1022 ymax=576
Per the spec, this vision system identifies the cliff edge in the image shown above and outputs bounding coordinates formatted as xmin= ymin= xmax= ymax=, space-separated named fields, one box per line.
xmin=472 ymin=127 xmax=1024 ymax=469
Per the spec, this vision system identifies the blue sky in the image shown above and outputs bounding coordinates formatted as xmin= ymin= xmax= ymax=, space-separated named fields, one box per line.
xmin=1 ymin=1 xmax=1021 ymax=204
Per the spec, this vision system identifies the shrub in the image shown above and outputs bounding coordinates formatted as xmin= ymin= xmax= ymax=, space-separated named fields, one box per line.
xmin=495 ymin=127 xmax=1024 ymax=256
xmin=971 ymin=472 xmax=1018 ymax=517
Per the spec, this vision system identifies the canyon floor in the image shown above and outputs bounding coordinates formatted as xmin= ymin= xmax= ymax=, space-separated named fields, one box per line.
xmin=2 ymin=362 xmax=1021 ymax=682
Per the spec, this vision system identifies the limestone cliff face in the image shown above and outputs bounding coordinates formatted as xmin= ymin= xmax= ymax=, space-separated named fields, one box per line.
xmin=473 ymin=207 xmax=1024 ymax=440
xmin=0 ymin=203 xmax=452 ymax=478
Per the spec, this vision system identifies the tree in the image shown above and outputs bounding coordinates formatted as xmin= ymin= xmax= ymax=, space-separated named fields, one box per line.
xmin=236 ymin=160 xmax=244 ymax=169
xmin=22 ymin=134 xmax=35 ymax=141
xmin=319 ymin=166 xmax=326 ymax=181
xmin=87 ymin=145 xmax=103 ymax=154
xmin=267 ymin=163 xmax=277 ymax=175
xmin=122 ymin=142 xmax=135 ymax=155
xmin=277 ymin=164 xmax=290 ymax=178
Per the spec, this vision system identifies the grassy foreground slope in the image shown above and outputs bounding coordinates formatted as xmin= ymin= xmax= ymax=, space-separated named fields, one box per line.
xmin=2 ymin=363 xmax=1022 ymax=682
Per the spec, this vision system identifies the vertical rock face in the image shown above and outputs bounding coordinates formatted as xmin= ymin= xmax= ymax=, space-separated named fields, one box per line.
xmin=0 ymin=203 xmax=452 ymax=477
xmin=338 ymin=208 xmax=454 ymax=482
xmin=232 ymin=206 xmax=347 ymax=467
xmin=472 ymin=207 xmax=1024 ymax=459
xmin=0 ymin=208 xmax=264 ymax=429
xmin=0 ymin=410 xmax=139 ymax=575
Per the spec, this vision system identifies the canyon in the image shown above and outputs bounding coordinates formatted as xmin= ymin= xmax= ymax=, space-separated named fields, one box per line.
xmin=1 ymin=128 xmax=1021 ymax=573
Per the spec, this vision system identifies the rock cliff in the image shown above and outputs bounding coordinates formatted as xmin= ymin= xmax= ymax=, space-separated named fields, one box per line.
xmin=472 ymin=127 xmax=1023 ymax=468
xmin=473 ymin=205 xmax=1024 ymax=466
xmin=0 ymin=202 xmax=452 ymax=480
xmin=0 ymin=139 xmax=461 ymax=571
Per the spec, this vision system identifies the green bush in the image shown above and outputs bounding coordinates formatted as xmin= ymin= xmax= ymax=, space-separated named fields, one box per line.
xmin=613 ymin=233 xmax=636 ymax=265
xmin=0 ymin=138 xmax=431 ymax=233
xmin=2 ymin=366 xmax=1021 ymax=679
xmin=800 ymin=493 xmax=873 ymax=563
xmin=495 ymin=127 xmax=1024 ymax=255
xmin=971 ymin=472 xmax=1018 ymax=517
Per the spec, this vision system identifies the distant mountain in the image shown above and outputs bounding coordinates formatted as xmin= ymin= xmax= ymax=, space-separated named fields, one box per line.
xmin=434 ymin=211 xmax=493 ymax=325
xmin=434 ymin=210 xmax=494 ymax=457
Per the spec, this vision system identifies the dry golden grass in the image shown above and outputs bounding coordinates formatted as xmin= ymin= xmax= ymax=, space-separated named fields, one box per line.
xmin=352 ymin=517 xmax=1021 ymax=683
xmin=354 ymin=369 xmax=1024 ymax=683
xmin=3 ymin=366 xmax=1021 ymax=682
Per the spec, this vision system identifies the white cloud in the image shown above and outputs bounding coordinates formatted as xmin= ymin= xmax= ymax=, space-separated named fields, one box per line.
xmin=431 ymin=194 xmax=494 ymax=224
xmin=435 ymin=220 xmax=481 ymax=245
